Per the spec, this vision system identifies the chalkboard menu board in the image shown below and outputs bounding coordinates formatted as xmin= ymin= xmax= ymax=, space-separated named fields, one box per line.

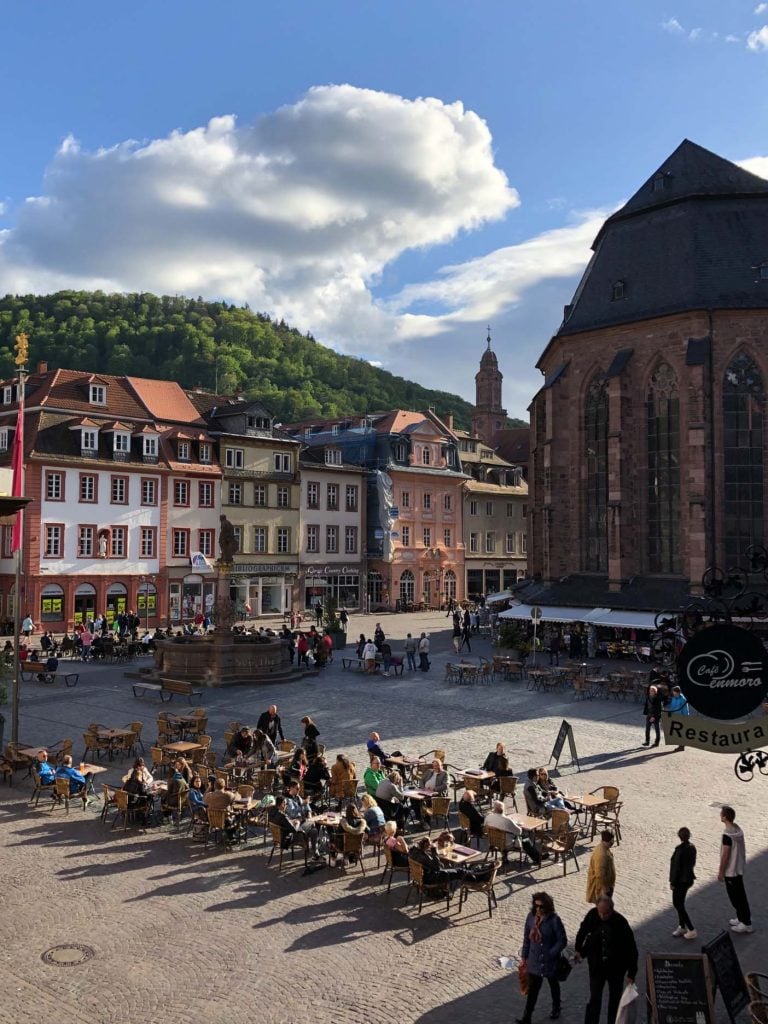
xmin=646 ymin=954 xmax=715 ymax=1024
xmin=702 ymin=931 xmax=749 ymax=1022
xmin=549 ymin=720 xmax=580 ymax=771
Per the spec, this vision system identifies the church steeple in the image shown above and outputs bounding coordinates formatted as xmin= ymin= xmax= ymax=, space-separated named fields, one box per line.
xmin=472 ymin=326 xmax=507 ymax=441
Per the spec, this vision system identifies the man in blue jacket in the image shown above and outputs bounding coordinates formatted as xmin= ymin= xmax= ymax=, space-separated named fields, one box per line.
xmin=665 ymin=685 xmax=689 ymax=752
xmin=55 ymin=755 xmax=90 ymax=804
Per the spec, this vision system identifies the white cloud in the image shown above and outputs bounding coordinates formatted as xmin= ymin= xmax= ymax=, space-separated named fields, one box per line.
xmin=755 ymin=3 xmax=768 ymax=14
xmin=725 ymin=33 xmax=741 ymax=42
xmin=661 ymin=17 xmax=685 ymax=33
xmin=747 ymin=25 xmax=768 ymax=49
xmin=737 ymin=155 xmax=768 ymax=178
xmin=0 ymin=84 xmax=518 ymax=345
xmin=688 ymin=27 xmax=702 ymax=40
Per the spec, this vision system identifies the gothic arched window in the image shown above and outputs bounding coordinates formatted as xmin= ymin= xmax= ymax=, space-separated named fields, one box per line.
xmin=647 ymin=363 xmax=680 ymax=573
xmin=723 ymin=352 xmax=765 ymax=567
xmin=585 ymin=375 xmax=608 ymax=572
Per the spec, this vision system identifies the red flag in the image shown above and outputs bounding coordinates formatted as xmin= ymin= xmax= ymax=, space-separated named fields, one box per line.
xmin=11 ymin=385 xmax=24 ymax=552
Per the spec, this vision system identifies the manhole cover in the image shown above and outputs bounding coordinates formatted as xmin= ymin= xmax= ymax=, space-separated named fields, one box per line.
xmin=41 ymin=944 xmax=95 ymax=967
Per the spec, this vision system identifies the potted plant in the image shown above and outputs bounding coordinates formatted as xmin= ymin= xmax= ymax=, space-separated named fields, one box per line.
xmin=323 ymin=598 xmax=347 ymax=651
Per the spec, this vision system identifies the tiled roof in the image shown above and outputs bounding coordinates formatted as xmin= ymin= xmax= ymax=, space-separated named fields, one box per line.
xmin=31 ymin=369 xmax=152 ymax=420
xmin=373 ymin=410 xmax=444 ymax=437
xmin=126 ymin=377 xmax=206 ymax=425
xmin=556 ymin=140 xmax=768 ymax=340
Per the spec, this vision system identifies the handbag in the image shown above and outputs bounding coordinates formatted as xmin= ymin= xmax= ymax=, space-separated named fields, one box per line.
xmin=518 ymin=961 xmax=529 ymax=996
xmin=555 ymin=955 xmax=572 ymax=982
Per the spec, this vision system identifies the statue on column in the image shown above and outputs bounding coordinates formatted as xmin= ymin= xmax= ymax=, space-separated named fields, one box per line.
xmin=218 ymin=515 xmax=237 ymax=565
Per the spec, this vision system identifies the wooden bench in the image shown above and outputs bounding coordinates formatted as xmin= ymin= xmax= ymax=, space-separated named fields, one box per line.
xmin=20 ymin=662 xmax=79 ymax=687
xmin=341 ymin=656 xmax=403 ymax=676
xmin=132 ymin=678 xmax=202 ymax=703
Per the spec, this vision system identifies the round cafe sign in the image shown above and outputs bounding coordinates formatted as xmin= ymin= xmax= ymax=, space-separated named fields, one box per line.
xmin=677 ymin=623 xmax=768 ymax=720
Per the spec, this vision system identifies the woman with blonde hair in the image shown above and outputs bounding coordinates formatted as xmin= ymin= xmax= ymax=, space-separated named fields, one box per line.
xmin=382 ymin=819 xmax=409 ymax=866
xmin=361 ymin=793 xmax=385 ymax=835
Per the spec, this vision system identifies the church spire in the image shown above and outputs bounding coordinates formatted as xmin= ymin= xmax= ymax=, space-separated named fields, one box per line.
xmin=472 ymin=327 xmax=506 ymax=442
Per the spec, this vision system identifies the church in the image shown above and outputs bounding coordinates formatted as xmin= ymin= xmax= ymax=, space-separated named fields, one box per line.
xmin=518 ymin=139 xmax=768 ymax=612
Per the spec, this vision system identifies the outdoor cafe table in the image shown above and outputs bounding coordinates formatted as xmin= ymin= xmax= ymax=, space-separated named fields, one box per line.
xmin=454 ymin=661 xmax=479 ymax=684
xmin=526 ymin=669 xmax=551 ymax=691
xmin=96 ymin=728 xmax=135 ymax=760
xmin=567 ymin=792 xmax=610 ymax=836
xmin=437 ymin=842 xmax=484 ymax=866
xmin=162 ymin=741 xmax=204 ymax=757
xmin=385 ymin=755 xmax=428 ymax=782
xmin=309 ymin=811 xmax=341 ymax=829
xmin=78 ymin=762 xmax=108 ymax=797
xmin=512 ymin=813 xmax=549 ymax=866
xmin=165 ymin=714 xmax=199 ymax=738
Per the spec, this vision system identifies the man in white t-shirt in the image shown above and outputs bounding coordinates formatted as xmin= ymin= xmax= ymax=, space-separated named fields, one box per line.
xmin=418 ymin=633 xmax=430 ymax=672
xmin=718 ymin=805 xmax=752 ymax=933
xmin=484 ymin=800 xmax=544 ymax=863
xmin=362 ymin=639 xmax=377 ymax=673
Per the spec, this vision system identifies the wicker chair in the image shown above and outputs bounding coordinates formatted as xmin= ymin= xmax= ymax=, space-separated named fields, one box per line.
xmin=747 ymin=975 xmax=768 ymax=1002
xmin=405 ymin=857 xmax=452 ymax=914
xmin=30 ymin=768 xmax=56 ymax=807
xmin=51 ymin=776 xmax=86 ymax=814
xmin=486 ymin=825 xmax=519 ymax=868
xmin=499 ymin=775 xmax=519 ymax=810
xmin=458 ymin=810 xmax=483 ymax=849
xmin=749 ymin=1002 xmax=768 ymax=1024
xmin=279 ymin=740 xmax=295 ymax=753
xmin=332 ymin=831 xmax=366 ymax=875
xmin=129 ymin=721 xmax=145 ymax=753
xmin=427 ymin=796 xmax=451 ymax=832
xmin=100 ymin=784 xmax=120 ymax=824
xmin=380 ymin=842 xmax=410 ymax=892
xmin=205 ymin=807 xmax=239 ymax=850
xmin=267 ymin=823 xmax=300 ymax=871
xmin=458 ymin=862 xmax=499 ymax=918
xmin=541 ymin=829 xmax=580 ymax=875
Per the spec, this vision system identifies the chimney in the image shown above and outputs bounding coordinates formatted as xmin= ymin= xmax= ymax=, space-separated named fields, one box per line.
xmin=445 ymin=412 xmax=454 ymax=431
xmin=37 ymin=360 xmax=48 ymax=374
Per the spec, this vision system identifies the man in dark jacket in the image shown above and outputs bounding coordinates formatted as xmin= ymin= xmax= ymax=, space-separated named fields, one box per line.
xmin=575 ymin=897 xmax=638 ymax=1024
xmin=642 ymin=685 xmax=663 ymax=747
xmin=257 ymin=705 xmax=285 ymax=745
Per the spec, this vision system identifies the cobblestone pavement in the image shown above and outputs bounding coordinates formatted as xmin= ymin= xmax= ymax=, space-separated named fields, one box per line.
xmin=1 ymin=610 xmax=766 ymax=1024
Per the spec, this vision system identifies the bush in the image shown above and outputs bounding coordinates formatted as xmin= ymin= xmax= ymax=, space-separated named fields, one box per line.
xmin=499 ymin=622 xmax=531 ymax=653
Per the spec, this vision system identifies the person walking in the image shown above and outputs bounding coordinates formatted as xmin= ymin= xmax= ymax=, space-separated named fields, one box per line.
xmin=575 ymin=896 xmax=638 ymax=1024
xmin=670 ymin=826 xmax=697 ymax=939
xmin=586 ymin=831 xmax=616 ymax=904
xmin=404 ymin=633 xmax=417 ymax=671
xmin=418 ymin=632 xmax=430 ymax=672
xmin=641 ymin=684 xmax=663 ymax=747
xmin=459 ymin=622 xmax=472 ymax=653
xmin=549 ymin=633 xmax=561 ymax=666
xmin=517 ymin=891 xmax=567 ymax=1024
xmin=718 ymin=805 xmax=752 ymax=934
xmin=339 ymin=608 xmax=349 ymax=633
xmin=664 ymin=686 xmax=689 ymax=752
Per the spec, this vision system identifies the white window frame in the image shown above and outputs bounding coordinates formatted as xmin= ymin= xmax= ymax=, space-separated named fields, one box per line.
xmin=277 ymin=486 xmax=289 ymax=508
xmin=89 ymin=384 xmax=106 ymax=405
xmin=306 ymin=525 xmax=319 ymax=553
xmin=344 ymin=526 xmax=357 ymax=554
xmin=485 ymin=531 xmax=496 ymax=554
xmin=324 ymin=448 xmax=342 ymax=465
xmin=225 ymin=448 xmax=244 ymax=469
xmin=177 ymin=441 xmax=191 ymax=462
xmin=423 ymin=527 xmax=431 ymax=547
xmin=143 ymin=435 xmax=158 ymax=457
xmin=81 ymin=429 xmax=98 ymax=451
xmin=199 ymin=442 xmax=211 ymax=463
xmin=113 ymin=432 xmax=130 ymax=452
xmin=506 ymin=533 xmax=517 ymax=554
xmin=274 ymin=452 xmax=291 ymax=473
xmin=469 ymin=532 xmax=479 ymax=554
xmin=228 ymin=482 xmax=242 ymax=505
xmin=277 ymin=527 xmax=290 ymax=554
xmin=401 ymin=526 xmax=410 ymax=547
xmin=326 ymin=526 xmax=339 ymax=554
xmin=0 ymin=429 xmax=8 ymax=452
xmin=307 ymin=482 xmax=319 ymax=509
xmin=254 ymin=484 xmax=266 ymax=507
xmin=253 ymin=527 xmax=267 ymax=553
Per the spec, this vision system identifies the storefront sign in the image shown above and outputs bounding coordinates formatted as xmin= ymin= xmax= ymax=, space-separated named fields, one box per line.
xmin=305 ymin=565 xmax=361 ymax=576
xmin=676 ymin=624 xmax=768 ymax=720
xmin=662 ymin=713 xmax=768 ymax=754
xmin=232 ymin=563 xmax=297 ymax=575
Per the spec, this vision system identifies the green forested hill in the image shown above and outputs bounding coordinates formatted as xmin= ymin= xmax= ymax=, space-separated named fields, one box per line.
xmin=0 ymin=290 xmax=526 ymax=428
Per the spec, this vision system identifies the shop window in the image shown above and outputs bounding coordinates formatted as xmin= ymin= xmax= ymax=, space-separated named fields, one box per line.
xmin=40 ymin=585 xmax=64 ymax=622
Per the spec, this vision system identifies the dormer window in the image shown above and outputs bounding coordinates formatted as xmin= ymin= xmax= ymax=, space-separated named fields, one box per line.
xmin=332 ymin=424 xmax=340 ymax=436
xmin=89 ymin=384 xmax=106 ymax=405
xmin=113 ymin=431 xmax=130 ymax=457
xmin=178 ymin=441 xmax=190 ymax=462
xmin=0 ymin=428 xmax=9 ymax=452
xmin=199 ymin=442 xmax=211 ymax=463
xmin=394 ymin=442 xmax=407 ymax=462
xmin=652 ymin=173 xmax=668 ymax=193
xmin=421 ymin=447 xmax=431 ymax=466
xmin=304 ymin=427 xmax=311 ymax=439
xmin=2 ymin=386 xmax=11 ymax=405
xmin=81 ymin=428 xmax=98 ymax=451
xmin=612 ymin=280 xmax=626 ymax=301
xmin=143 ymin=435 xmax=158 ymax=460
xmin=324 ymin=447 xmax=342 ymax=465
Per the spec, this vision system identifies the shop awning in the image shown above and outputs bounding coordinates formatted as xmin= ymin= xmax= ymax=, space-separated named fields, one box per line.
xmin=498 ymin=604 xmax=596 ymax=623
xmin=582 ymin=608 xmax=658 ymax=631
xmin=485 ymin=590 xmax=515 ymax=605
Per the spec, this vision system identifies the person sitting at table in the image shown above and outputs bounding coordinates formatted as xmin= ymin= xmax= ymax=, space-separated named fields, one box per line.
xmin=285 ymin=746 xmax=308 ymax=782
xmin=537 ymin=768 xmax=575 ymax=812
xmin=176 ymin=757 xmax=193 ymax=786
xmin=228 ymin=727 xmax=255 ymax=759
xmin=161 ymin=762 xmax=189 ymax=818
xmin=36 ymin=749 xmax=56 ymax=785
xmin=364 ymin=756 xmax=386 ymax=798
xmin=355 ymin=633 xmax=367 ymax=659
xmin=334 ymin=803 xmax=367 ymax=866
xmin=415 ymin=758 xmax=449 ymax=821
xmin=375 ymin=770 xmax=409 ymax=830
xmin=366 ymin=732 xmax=389 ymax=761
xmin=91 ymin=634 xmax=105 ymax=659
xmin=361 ymin=793 xmax=385 ymax=836
xmin=301 ymin=716 xmax=320 ymax=758
xmin=303 ymin=754 xmax=331 ymax=804
xmin=122 ymin=757 xmax=153 ymax=786
xmin=485 ymin=799 xmax=547 ymax=863
xmin=2 ymin=639 xmax=13 ymax=664
xmin=256 ymin=704 xmax=285 ymax=745
xmin=40 ymin=630 xmax=53 ymax=654
xmin=383 ymin=819 xmax=410 ymax=866
xmin=331 ymin=753 xmax=356 ymax=788
xmin=187 ymin=774 xmax=208 ymax=817
xmin=204 ymin=776 xmax=236 ymax=813
xmin=524 ymin=768 xmax=551 ymax=818
xmin=123 ymin=768 xmax=151 ymax=825
xmin=484 ymin=742 xmax=513 ymax=779
xmin=408 ymin=836 xmax=465 ymax=890
xmin=270 ymin=793 xmax=320 ymax=859
xmin=458 ymin=789 xmax=485 ymax=841
xmin=36 ymin=654 xmax=59 ymax=682
xmin=55 ymin=755 xmax=91 ymax=803
xmin=252 ymin=729 xmax=277 ymax=767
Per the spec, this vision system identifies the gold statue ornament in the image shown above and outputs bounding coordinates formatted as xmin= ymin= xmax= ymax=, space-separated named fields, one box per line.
xmin=14 ymin=332 xmax=29 ymax=368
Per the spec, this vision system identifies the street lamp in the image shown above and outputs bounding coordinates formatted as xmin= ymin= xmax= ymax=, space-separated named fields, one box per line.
xmin=140 ymin=574 xmax=156 ymax=633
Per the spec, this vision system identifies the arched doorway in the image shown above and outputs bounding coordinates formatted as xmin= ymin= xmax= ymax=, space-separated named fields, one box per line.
xmin=399 ymin=569 xmax=415 ymax=606
xmin=444 ymin=569 xmax=457 ymax=602
xmin=74 ymin=583 xmax=96 ymax=626
xmin=106 ymin=582 xmax=127 ymax=625
xmin=40 ymin=584 xmax=65 ymax=624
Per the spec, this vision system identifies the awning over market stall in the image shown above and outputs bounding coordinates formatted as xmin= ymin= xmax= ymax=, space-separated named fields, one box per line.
xmin=498 ymin=604 xmax=659 ymax=630
xmin=498 ymin=604 xmax=598 ymax=623
xmin=485 ymin=590 xmax=515 ymax=604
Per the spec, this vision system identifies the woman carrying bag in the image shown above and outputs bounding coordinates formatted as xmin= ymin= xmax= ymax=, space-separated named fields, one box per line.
xmin=518 ymin=891 xmax=568 ymax=1024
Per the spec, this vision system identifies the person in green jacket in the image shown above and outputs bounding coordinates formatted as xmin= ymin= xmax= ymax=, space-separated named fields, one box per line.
xmin=364 ymin=756 xmax=386 ymax=797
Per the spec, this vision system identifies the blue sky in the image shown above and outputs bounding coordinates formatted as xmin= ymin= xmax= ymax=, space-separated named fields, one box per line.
xmin=2 ymin=1 xmax=768 ymax=416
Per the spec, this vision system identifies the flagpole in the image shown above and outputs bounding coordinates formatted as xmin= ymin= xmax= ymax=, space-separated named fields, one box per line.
xmin=11 ymin=333 xmax=28 ymax=746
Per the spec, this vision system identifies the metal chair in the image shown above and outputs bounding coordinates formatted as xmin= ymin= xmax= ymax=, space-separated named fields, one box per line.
xmin=458 ymin=862 xmax=499 ymax=918
xmin=405 ymin=858 xmax=452 ymax=914
xmin=541 ymin=828 xmax=580 ymax=875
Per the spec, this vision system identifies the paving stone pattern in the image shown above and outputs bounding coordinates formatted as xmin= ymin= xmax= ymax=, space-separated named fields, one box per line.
xmin=1 ymin=610 xmax=766 ymax=1024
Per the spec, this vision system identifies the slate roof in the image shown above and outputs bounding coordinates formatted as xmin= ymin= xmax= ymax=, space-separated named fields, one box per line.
xmin=555 ymin=140 xmax=768 ymax=342
xmin=513 ymin=573 xmax=692 ymax=612
xmin=492 ymin=427 xmax=530 ymax=469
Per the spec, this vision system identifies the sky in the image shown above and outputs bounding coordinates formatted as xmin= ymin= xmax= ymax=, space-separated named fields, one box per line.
xmin=2 ymin=1 xmax=768 ymax=418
